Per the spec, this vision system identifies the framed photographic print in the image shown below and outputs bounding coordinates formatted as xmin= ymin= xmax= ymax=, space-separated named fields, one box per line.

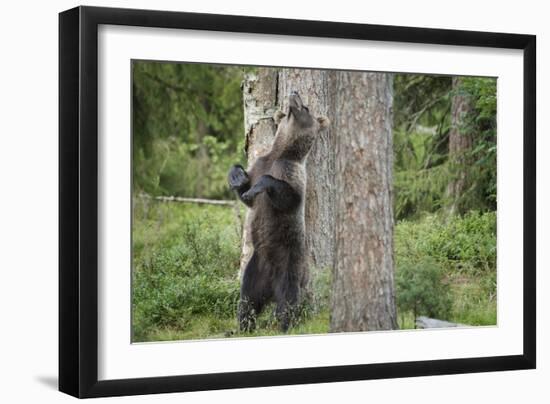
xmin=59 ymin=5 xmax=536 ymax=398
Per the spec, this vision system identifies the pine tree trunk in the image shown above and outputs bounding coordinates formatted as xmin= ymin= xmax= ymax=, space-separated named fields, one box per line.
xmin=330 ymin=72 xmax=398 ymax=332
xmin=446 ymin=77 xmax=474 ymax=215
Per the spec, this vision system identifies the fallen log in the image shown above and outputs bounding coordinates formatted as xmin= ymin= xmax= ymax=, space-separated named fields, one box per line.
xmin=138 ymin=193 xmax=235 ymax=206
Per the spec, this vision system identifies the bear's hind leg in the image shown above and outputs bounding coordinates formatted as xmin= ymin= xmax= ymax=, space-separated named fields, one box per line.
xmin=238 ymin=252 xmax=267 ymax=332
xmin=274 ymin=272 xmax=299 ymax=332
xmin=238 ymin=298 xmax=258 ymax=332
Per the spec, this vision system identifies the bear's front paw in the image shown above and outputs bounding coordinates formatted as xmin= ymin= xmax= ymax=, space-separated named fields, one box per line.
xmin=228 ymin=165 xmax=249 ymax=190
xmin=241 ymin=189 xmax=255 ymax=204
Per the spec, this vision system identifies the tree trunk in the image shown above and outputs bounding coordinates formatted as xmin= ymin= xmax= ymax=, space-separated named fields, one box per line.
xmin=330 ymin=72 xmax=398 ymax=332
xmin=240 ymin=68 xmax=336 ymax=284
xmin=277 ymin=69 xmax=336 ymax=274
xmin=240 ymin=68 xmax=279 ymax=274
xmin=446 ymin=77 xmax=474 ymax=215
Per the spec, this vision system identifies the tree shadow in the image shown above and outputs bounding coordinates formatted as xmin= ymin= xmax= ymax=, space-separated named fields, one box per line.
xmin=35 ymin=375 xmax=58 ymax=390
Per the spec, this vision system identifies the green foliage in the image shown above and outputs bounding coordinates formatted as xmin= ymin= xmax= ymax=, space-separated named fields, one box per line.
xmin=395 ymin=212 xmax=497 ymax=327
xmin=393 ymin=74 xmax=451 ymax=219
xmin=396 ymin=258 xmax=452 ymax=322
xmin=132 ymin=200 xmax=242 ymax=341
xmin=132 ymin=61 xmax=248 ymax=198
xmin=396 ymin=211 xmax=497 ymax=274
xmin=458 ymin=77 xmax=498 ymax=210
xmin=132 ymin=199 xmax=331 ymax=341
xmin=308 ymin=267 xmax=333 ymax=314
xmin=130 ymin=66 xmax=498 ymax=340
xmin=449 ymin=270 xmax=497 ymax=326
xmin=136 ymin=135 xmax=243 ymax=199
xmin=394 ymin=161 xmax=449 ymax=219
xmin=393 ymin=74 xmax=497 ymax=219
xmin=393 ymin=74 xmax=452 ymax=138
xmin=132 ymin=201 xmax=496 ymax=341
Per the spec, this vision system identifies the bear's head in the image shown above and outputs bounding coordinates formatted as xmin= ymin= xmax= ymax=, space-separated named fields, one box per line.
xmin=271 ymin=92 xmax=330 ymax=162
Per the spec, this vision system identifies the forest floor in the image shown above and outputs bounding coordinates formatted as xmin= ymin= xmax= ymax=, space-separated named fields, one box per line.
xmin=132 ymin=199 xmax=496 ymax=343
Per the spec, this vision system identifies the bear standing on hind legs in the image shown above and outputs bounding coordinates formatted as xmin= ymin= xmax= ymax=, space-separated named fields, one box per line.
xmin=228 ymin=92 xmax=330 ymax=332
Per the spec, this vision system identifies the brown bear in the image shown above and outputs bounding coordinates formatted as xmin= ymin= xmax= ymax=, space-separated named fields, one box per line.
xmin=228 ymin=91 xmax=329 ymax=332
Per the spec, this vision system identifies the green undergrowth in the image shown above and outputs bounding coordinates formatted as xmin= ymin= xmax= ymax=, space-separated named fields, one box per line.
xmin=132 ymin=200 xmax=496 ymax=342
xmin=395 ymin=211 xmax=497 ymax=328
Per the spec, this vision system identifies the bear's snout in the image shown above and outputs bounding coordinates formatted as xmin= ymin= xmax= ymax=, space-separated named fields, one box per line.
xmin=289 ymin=91 xmax=304 ymax=112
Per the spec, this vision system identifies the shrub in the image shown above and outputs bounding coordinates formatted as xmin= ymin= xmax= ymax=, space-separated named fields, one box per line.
xmin=395 ymin=211 xmax=496 ymax=274
xmin=394 ymin=211 xmax=496 ymax=328
xmin=132 ymin=202 xmax=242 ymax=341
xmin=396 ymin=258 xmax=452 ymax=325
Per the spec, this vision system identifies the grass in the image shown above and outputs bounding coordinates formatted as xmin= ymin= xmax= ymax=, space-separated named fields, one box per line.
xmin=447 ymin=272 xmax=497 ymax=325
xmin=139 ymin=311 xmax=331 ymax=343
xmin=132 ymin=198 xmax=243 ymax=342
xmin=395 ymin=211 xmax=497 ymax=328
xmin=132 ymin=198 xmax=497 ymax=342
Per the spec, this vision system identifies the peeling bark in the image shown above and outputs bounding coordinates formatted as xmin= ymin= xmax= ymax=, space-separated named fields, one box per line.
xmin=240 ymin=69 xmax=279 ymax=274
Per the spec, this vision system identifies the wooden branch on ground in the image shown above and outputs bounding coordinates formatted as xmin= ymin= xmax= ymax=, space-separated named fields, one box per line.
xmin=415 ymin=316 xmax=467 ymax=329
xmin=138 ymin=193 xmax=235 ymax=206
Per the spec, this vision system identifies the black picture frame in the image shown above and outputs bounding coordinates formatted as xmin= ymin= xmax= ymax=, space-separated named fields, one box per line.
xmin=59 ymin=5 xmax=536 ymax=398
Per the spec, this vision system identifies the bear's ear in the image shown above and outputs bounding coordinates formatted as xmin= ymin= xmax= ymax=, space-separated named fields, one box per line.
xmin=317 ymin=116 xmax=330 ymax=129
xmin=273 ymin=110 xmax=286 ymax=125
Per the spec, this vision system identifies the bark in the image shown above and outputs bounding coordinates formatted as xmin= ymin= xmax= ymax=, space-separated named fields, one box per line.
xmin=330 ymin=72 xmax=398 ymax=332
xmin=446 ymin=77 xmax=474 ymax=215
xmin=240 ymin=69 xmax=279 ymax=274
xmin=277 ymin=69 xmax=336 ymax=273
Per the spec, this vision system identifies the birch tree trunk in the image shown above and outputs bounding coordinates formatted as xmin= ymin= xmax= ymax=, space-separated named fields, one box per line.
xmin=446 ymin=77 xmax=474 ymax=215
xmin=240 ymin=68 xmax=278 ymax=274
xmin=330 ymin=72 xmax=398 ymax=332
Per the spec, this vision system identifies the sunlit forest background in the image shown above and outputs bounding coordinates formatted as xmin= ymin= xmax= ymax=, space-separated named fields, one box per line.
xmin=132 ymin=61 xmax=497 ymax=342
